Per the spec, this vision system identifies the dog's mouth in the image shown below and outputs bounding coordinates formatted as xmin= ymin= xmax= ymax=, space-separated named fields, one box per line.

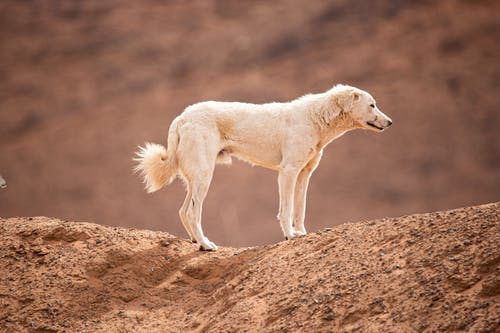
xmin=366 ymin=121 xmax=385 ymax=131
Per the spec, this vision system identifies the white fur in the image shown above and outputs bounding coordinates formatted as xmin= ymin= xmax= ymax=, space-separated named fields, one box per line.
xmin=134 ymin=84 xmax=392 ymax=250
xmin=0 ymin=175 xmax=6 ymax=189
xmin=134 ymin=143 xmax=169 ymax=193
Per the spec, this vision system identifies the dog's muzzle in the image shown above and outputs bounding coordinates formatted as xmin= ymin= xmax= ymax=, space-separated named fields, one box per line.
xmin=366 ymin=119 xmax=392 ymax=131
xmin=366 ymin=121 xmax=384 ymax=130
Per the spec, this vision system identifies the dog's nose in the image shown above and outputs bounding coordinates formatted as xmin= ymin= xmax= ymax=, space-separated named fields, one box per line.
xmin=387 ymin=120 xmax=393 ymax=127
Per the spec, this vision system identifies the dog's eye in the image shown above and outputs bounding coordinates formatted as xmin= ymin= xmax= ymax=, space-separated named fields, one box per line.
xmin=370 ymin=104 xmax=375 ymax=108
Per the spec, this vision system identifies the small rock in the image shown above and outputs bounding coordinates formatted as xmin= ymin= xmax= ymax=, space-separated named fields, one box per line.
xmin=323 ymin=314 xmax=335 ymax=321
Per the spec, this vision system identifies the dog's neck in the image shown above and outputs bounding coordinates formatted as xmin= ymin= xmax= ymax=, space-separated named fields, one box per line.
xmin=304 ymin=98 xmax=360 ymax=148
xmin=319 ymin=112 xmax=359 ymax=147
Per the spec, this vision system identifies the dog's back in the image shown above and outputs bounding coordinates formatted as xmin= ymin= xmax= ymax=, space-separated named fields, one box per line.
xmin=182 ymin=101 xmax=298 ymax=169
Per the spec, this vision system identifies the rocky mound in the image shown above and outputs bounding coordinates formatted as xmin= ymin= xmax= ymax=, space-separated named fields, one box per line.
xmin=1 ymin=202 xmax=498 ymax=332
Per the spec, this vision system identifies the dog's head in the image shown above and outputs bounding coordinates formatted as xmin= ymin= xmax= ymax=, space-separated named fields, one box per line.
xmin=332 ymin=85 xmax=392 ymax=132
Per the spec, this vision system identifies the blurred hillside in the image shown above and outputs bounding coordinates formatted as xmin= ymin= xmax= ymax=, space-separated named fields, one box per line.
xmin=1 ymin=0 xmax=499 ymax=246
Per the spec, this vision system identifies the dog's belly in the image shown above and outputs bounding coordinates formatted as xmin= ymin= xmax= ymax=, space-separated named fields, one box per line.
xmin=226 ymin=142 xmax=282 ymax=170
xmin=215 ymin=112 xmax=285 ymax=170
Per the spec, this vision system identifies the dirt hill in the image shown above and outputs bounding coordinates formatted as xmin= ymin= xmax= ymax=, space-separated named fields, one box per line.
xmin=1 ymin=0 xmax=500 ymax=247
xmin=1 ymin=202 xmax=498 ymax=332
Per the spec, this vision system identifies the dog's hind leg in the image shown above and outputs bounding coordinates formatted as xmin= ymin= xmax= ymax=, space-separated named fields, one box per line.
xmin=293 ymin=151 xmax=322 ymax=235
xmin=179 ymin=187 xmax=196 ymax=243
xmin=178 ymin=129 xmax=219 ymax=251
xmin=185 ymin=174 xmax=217 ymax=251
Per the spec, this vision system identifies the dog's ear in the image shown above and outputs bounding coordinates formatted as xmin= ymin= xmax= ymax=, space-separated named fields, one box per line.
xmin=334 ymin=89 xmax=359 ymax=113
xmin=319 ymin=88 xmax=359 ymax=125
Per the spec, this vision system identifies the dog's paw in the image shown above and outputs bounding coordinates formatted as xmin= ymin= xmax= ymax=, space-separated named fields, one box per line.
xmin=293 ymin=229 xmax=306 ymax=236
xmin=199 ymin=239 xmax=218 ymax=251
xmin=285 ymin=230 xmax=306 ymax=240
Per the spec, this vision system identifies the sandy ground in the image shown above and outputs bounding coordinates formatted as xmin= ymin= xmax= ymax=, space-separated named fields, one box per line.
xmin=1 ymin=202 xmax=498 ymax=332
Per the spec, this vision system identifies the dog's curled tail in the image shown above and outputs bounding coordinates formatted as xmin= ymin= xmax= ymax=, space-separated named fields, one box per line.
xmin=134 ymin=121 xmax=180 ymax=193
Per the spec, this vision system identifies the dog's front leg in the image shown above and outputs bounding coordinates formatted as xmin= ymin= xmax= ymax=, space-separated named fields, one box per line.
xmin=293 ymin=151 xmax=322 ymax=235
xmin=278 ymin=166 xmax=300 ymax=240
xmin=293 ymin=169 xmax=312 ymax=235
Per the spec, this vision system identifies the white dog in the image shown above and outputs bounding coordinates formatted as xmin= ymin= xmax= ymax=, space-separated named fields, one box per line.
xmin=134 ymin=84 xmax=392 ymax=250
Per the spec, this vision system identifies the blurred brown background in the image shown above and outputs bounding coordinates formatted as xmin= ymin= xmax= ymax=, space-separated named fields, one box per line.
xmin=1 ymin=0 xmax=499 ymax=247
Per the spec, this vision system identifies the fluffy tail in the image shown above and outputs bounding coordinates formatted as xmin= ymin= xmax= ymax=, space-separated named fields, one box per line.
xmin=134 ymin=121 xmax=180 ymax=193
